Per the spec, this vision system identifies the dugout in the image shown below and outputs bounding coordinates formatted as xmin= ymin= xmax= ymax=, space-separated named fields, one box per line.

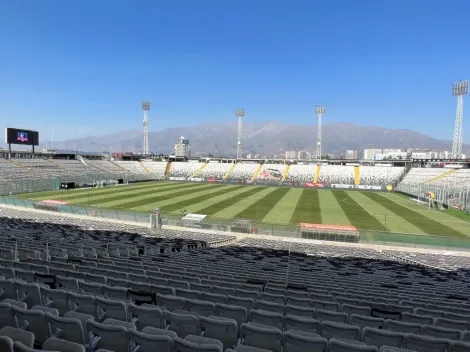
xmin=231 ymin=218 xmax=258 ymax=234
xmin=298 ymin=223 xmax=360 ymax=243
xmin=181 ymin=214 xmax=211 ymax=229
xmin=34 ymin=200 xmax=70 ymax=212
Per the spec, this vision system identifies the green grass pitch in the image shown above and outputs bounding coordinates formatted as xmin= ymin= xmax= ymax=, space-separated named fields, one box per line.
xmin=15 ymin=181 xmax=470 ymax=239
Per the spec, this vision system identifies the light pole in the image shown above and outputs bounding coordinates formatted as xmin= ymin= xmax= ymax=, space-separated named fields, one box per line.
xmin=236 ymin=109 xmax=245 ymax=159
xmin=142 ymin=101 xmax=151 ymax=155
xmin=315 ymin=106 xmax=326 ymax=160
xmin=452 ymin=81 xmax=468 ymax=159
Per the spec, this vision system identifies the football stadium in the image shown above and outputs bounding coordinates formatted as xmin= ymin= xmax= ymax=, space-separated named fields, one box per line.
xmin=3 ymin=3 xmax=470 ymax=352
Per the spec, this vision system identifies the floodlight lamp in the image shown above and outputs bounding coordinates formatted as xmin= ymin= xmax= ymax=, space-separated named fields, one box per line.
xmin=236 ymin=109 xmax=245 ymax=117
xmin=142 ymin=101 xmax=151 ymax=110
xmin=315 ymin=106 xmax=325 ymax=114
xmin=452 ymin=81 xmax=469 ymax=96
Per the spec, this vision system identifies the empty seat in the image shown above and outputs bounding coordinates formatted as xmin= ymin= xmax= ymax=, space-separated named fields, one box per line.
xmin=96 ymin=297 xmax=128 ymax=322
xmin=129 ymin=303 xmax=165 ymax=330
xmin=256 ymin=300 xmax=284 ymax=315
xmin=436 ymin=317 xmax=469 ymax=331
xmin=87 ymin=320 xmax=128 ymax=352
xmin=16 ymin=282 xmax=42 ymax=308
xmin=200 ymin=315 xmax=238 ymax=350
xmin=250 ymin=309 xmax=283 ymax=330
xmin=312 ymin=300 xmax=339 ymax=312
xmin=46 ymin=313 xmax=93 ymax=350
xmin=402 ymin=312 xmax=434 ymax=326
xmin=0 ymin=326 xmax=34 ymax=348
xmin=126 ymin=329 xmax=173 ymax=352
xmin=42 ymin=337 xmax=86 ymax=352
xmin=79 ymin=281 xmax=103 ymax=296
xmin=284 ymin=314 xmax=320 ymax=334
xmin=362 ymin=327 xmax=405 ymax=348
xmin=201 ymin=292 xmax=226 ymax=304
xmin=241 ymin=323 xmax=282 ymax=352
xmin=216 ymin=303 xmax=248 ymax=328
xmin=315 ymin=309 xmax=348 ymax=323
xmin=174 ymin=336 xmax=223 ymax=352
xmin=421 ymin=325 xmax=462 ymax=340
xmin=12 ymin=305 xmax=51 ymax=345
xmin=321 ymin=321 xmax=360 ymax=341
xmin=284 ymin=304 xmax=314 ymax=317
xmin=186 ymin=299 xmax=215 ymax=317
xmin=157 ymin=294 xmax=185 ymax=312
xmin=68 ymin=292 xmax=97 ymax=317
xmin=227 ymin=296 xmax=255 ymax=312
xmin=351 ymin=314 xmax=384 ymax=330
xmin=41 ymin=288 xmax=69 ymax=315
xmin=283 ymin=329 xmax=327 ymax=352
xmin=342 ymin=304 xmax=371 ymax=317
xmin=166 ymin=311 xmax=200 ymax=338
xmin=383 ymin=319 xmax=421 ymax=334
xmin=404 ymin=334 xmax=451 ymax=352
xmin=329 ymin=337 xmax=378 ymax=352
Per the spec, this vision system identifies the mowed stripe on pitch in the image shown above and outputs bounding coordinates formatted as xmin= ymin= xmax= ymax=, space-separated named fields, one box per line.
xmin=74 ymin=183 xmax=205 ymax=206
xmin=196 ymin=187 xmax=266 ymax=215
xmin=23 ymin=181 xmax=177 ymax=201
xmin=72 ymin=184 xmax=194 ymax=203
xmin=317 ymin=190 xmax=350 ymax=225
xmin=347 ymin=191 xmax=423 ymax=234
xmin=291 ymin=189 xmax=322 ymax=224
xmin=235 ymin=188 xmax=290 ymax=220
xmin=362 ymin=192 xmax=467 ymax=238
xmin=110 ymin=184 xmax=224 ymax=210
xmin=212 ymin=187 xmax=275 ymax=219
xmin=160 ymin=185 xmax=246 ymax=213
xmin=381 ymin=192 xmax=470 ymax=237
xmin=130 ymin=184 xmax=231 ymax=211
xmin=332 ymin=190 xmax=386 ymax=231
xmin=263 ymin=188 xmax=303 ymax=223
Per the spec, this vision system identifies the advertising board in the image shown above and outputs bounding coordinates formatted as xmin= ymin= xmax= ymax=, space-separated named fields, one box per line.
xmin=4 ymin=128 xmax=39 ymax=146
xmin=304 ymin=182 xmax=326 ymax=188
xmin=169 ymin=177 xmax=186 ymax=181
xmin=188 ymin=178 xmax=204 ymax=182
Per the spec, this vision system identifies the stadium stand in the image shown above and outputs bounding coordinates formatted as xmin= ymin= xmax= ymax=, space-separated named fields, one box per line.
xmin=141 ymin=161 xmax=167 ymax=179
xmin=85 ymin=160 xmax=131 ymax=174
xmin=318 ymin=165 xmax=355 ymax=185
xmin=0 ymin=204 xmax=470 ymax=351
xmin=359 ymin=167 xmax=405 ymax=187
xmin=284 ymin=164 xmax=316 ymax=183
xmin=398 ymin=168 xmax=450 ymax=186
xmin=197 ymin=162 xmax=233 ymax=180
xmin=169 ymin=162 xmax=206 ymax=179
xmin=228 ymin=163 xmax=259 ymax=182
xmin=113 ymin=161 xmax=147 ymax=175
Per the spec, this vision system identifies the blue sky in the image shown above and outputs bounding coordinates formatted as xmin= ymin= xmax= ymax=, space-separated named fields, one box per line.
xmin=0 ymin=0 xmax=469 ymax=145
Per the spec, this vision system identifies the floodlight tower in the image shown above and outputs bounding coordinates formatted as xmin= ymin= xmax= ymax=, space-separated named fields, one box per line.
xmin=236 ymin=109 xmax=245 ymax=159
xmin=452 ymin=81 xmax=469 ymax=159
xmin=142 ymin=100 xmax=151 ymax=155
xmin=315 ymin=106 xmax=326 ymax=160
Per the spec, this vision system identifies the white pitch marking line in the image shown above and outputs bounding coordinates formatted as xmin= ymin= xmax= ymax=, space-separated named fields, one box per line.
xmin=346 ymin=192 xmax=374 ymax=217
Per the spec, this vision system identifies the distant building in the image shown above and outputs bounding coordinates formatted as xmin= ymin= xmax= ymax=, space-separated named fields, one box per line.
xmin=285 ymin=151 xmax=297 ymax=159
xmin=174 ymin=136 xmax=191 ymax=157
xmin=439 ymin=151 xmax=451 ymax=159
xmin=363 ymin=148 xmax=383 ymax=160
xmin=345 ymin=150 xmax=358 ymax=160
xmin=382 ymin=149 xmax=402 ymax=154
xmin=297 ymin=151 xmax=307 ymax=160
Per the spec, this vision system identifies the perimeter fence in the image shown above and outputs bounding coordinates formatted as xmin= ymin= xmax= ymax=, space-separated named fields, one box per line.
xmin=1 ymin=195 xmax=470 ymax=252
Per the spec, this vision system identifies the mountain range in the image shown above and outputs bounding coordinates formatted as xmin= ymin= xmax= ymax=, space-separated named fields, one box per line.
xmin=41 ymin=122 xmax=467 ymax=157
